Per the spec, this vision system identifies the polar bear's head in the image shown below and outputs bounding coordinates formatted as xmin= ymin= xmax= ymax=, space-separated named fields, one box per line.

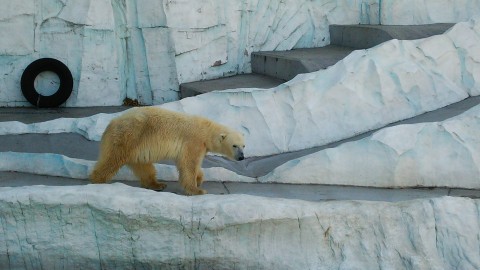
xmin=218 ymin=131 xmax=245 ymax=161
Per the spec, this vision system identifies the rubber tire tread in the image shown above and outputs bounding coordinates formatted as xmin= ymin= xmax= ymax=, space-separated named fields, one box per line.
xmin=21 ymin=58 xmax=73 ymax=107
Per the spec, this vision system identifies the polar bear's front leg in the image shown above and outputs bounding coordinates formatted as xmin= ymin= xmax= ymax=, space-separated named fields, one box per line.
xmin=178 ymin=165 xmax=207 ymax=195
xmin=196 ymin=168 xmax=204 ymax=187
xmin=176 ymin=145 xmax=207 ymax=195
xmin=128 ymin=163 xmax=167 ymax=191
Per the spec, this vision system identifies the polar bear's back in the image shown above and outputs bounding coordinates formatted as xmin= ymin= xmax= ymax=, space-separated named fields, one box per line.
xmin=101 ymin=106 xmax=219 ymax=163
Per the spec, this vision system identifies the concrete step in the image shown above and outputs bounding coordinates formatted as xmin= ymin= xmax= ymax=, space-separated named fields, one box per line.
xmin=179 ymin=73 xmax=285 ymax=99
xmin=180 ymin=44 xmax=353 ymax=98
xmin=252 ymin=24 xmax=455 ymax=81
xmin=180 ymin=23 xmax=455 ymax=97
xmin=251 ymin=45 xmax=354 ymax=81
xmin=330 ymin=23 xmax=455 ymax=49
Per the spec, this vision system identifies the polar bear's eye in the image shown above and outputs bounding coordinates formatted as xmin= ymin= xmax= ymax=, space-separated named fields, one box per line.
xmin=233 ymin=145 xmax=238 ymax=148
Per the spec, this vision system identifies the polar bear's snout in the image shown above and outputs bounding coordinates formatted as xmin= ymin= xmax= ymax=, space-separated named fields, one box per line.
xmin=235 ymin=147 xmax=245 ymax=161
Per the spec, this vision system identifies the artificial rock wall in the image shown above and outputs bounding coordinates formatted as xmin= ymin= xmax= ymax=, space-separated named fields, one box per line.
xmin=1 ymin=0 xmax=479 ymax=107
xmin=1 ymin=184 xmax=479 ymax=269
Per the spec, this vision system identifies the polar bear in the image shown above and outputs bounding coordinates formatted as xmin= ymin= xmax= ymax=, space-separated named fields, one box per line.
xmin=89 ymin=107 xmax=245 ymax=195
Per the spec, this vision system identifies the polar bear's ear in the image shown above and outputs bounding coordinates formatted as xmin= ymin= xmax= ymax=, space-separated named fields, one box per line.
xmin=219 ymin=133 xmax=227 ymax=142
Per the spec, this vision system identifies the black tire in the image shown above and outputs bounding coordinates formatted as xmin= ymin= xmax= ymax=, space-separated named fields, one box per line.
xmin=21 ymin=58 xmax=73 ymax=108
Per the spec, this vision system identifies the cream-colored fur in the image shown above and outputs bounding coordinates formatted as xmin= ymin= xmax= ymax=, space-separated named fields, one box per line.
xmin=89 ymin=107 xmax=245 ymax=195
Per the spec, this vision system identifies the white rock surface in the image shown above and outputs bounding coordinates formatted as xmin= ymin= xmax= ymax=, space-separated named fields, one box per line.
xmin=1 ymin=1 xmax=479 ymax=106
xmin=261 ymin=103 xmax=480 ymax=189
xmin=2 ymin=18 xmax=480 ymax=157
xmin=0 ymin=184 xmax=478 ymax=269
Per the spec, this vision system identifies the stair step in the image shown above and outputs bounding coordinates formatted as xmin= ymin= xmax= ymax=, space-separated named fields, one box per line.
xmin=179 ymin=74 xmax=285 ymax=99
xmin=251 ymin=45 xmax=354 ymax=81
xmin=180 ymin=24 xmax=455 ymax=97
xmin=330 ymin=23 xmax=455 ymax=49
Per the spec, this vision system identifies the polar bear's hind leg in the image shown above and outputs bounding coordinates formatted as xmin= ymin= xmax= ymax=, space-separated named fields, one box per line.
xmin=128 ymin=163 xmax=167 ymax=191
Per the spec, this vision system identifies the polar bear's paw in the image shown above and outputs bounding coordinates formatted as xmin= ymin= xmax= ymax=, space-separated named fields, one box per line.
xmin=185 ymin=187 xmax=207 ymax=196
xmin=142 ymin=181 xmax=167 ymax=191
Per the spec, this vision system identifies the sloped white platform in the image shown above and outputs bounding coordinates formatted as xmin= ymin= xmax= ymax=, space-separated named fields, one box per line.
xmin=261 ymin=103 xmax=480 ymax=188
